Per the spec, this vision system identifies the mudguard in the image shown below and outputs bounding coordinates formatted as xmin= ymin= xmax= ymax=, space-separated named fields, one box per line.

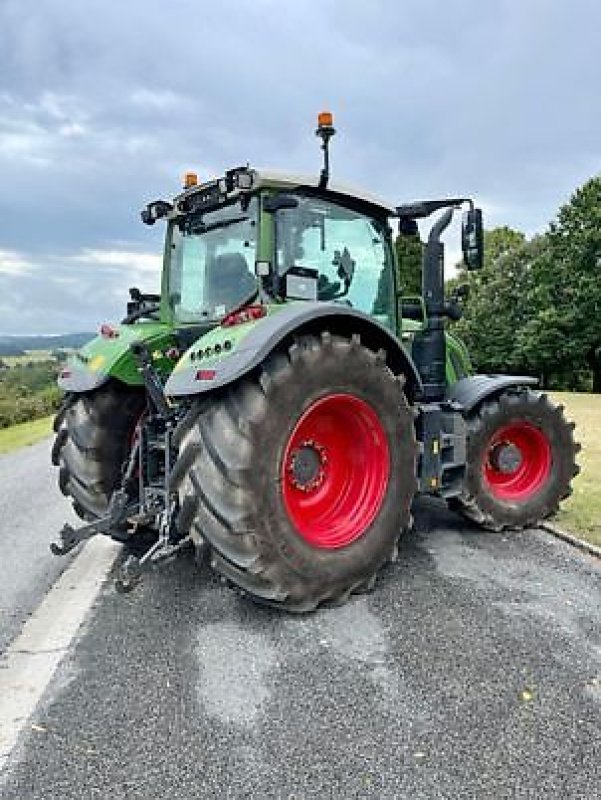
xmin=165 ymin=301 xmax=423 ymax=400
xmin=446 ymin=374 xmax=538 ymax=413
xmin=58 ymin=322 xmax=177 ymax=393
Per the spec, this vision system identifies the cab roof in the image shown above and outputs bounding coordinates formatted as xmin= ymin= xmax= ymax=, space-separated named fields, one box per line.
xmin=252 ymin=169 xmax=396 ymax=217
xmin=171 ymin=166 xmax=396 ymax=221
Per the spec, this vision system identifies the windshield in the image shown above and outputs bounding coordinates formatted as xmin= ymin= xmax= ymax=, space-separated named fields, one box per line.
xmin=275 ymin=195 xmax=394 ymax=327
xmin=168 ymin=198 xmax=258 ymax=323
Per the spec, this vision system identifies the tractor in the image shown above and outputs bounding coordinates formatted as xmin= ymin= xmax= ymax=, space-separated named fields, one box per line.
xmin=51 ymin=112 xmax=578 ymax=609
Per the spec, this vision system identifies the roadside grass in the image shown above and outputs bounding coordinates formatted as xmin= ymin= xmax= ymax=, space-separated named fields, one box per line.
xmin=549 ymin=391 xmax=601 ymax=547
xmin=0 ymin=415 xmax=53 ymax=455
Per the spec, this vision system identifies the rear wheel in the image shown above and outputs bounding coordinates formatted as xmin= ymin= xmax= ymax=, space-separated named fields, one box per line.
xmin=450 ymin=389 xmax=579 ymax=530
xmin=52 ymin=382 xmax=146 ymax=520
xmin=172 ymin=332 xmax=418 ymax=612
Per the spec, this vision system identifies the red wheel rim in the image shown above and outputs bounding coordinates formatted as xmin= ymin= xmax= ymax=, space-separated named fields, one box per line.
xmin=483 ymin=421 xmax=552 ymax=501
xmin=281 ymin=394 xmax=390 ymax=549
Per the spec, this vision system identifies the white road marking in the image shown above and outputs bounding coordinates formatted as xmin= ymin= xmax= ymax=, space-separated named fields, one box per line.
xmin=0 ymin=536 xmax=121 ymax=771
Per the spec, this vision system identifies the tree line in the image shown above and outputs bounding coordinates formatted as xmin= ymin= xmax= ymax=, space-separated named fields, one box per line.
xmin=397 ymin=175 xmax=601 ymax=392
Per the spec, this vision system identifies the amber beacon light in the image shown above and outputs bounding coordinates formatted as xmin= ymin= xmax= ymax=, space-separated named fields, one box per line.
xmin=315 ymin=110 xmax=336 ymax=189
xmin=183 ymin=171 xmax=198 ymax=188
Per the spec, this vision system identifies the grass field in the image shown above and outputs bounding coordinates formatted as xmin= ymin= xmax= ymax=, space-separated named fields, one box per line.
xmin=2 ymin=350 xmax=55 ymax=366
xmin=549 ymin=391 xmax=601 ymax=547
xmin=0 ymin=415 xmax=53 ymax=454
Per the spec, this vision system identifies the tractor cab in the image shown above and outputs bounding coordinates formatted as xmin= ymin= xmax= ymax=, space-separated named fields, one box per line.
xmin=141 ymin=111 xmax=484 ymax=382
xmin=144 ymin=164 xmax=399 ymax=337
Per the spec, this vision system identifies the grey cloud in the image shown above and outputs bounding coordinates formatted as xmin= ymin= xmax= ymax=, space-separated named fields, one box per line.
xmin=0 ymin=0 xmax=599 ymax=333
xmin=0 ymin=247 xmax=162 ymax=335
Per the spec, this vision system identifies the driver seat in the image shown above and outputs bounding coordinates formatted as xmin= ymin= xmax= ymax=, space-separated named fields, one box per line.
xmin=209 ymin=253 xmax=255 ymax=308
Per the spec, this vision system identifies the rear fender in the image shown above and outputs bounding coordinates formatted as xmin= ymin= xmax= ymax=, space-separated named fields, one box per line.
xmin=165 ymin=302 xmax=423 ymax=401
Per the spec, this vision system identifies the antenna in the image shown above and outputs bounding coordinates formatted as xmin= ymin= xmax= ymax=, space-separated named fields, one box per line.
xmin=315 ymin=111 xmax=336 ymax=189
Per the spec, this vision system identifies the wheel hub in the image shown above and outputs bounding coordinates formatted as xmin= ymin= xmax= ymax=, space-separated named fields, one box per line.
xmin=286 ymin=440 xmax=327 ymax=492
xmin=488 ymin=441 xmax=523 ymax=474
xmin=281 ymin=393 xmax=390 ymax=549
xmin=483 ymin=421 xmax=552 ymax=501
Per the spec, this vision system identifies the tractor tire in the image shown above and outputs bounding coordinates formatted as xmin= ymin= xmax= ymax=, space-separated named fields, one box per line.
xmin=450 ymin=388 xmax=579 ymax=531
xmin=172 ymin=332 xmax=418 ymax=612
xmin=51 ymin=382 xmax=146 ymax=520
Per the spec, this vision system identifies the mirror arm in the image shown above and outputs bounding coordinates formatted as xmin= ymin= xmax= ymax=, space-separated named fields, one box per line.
xmin=396 ymin=198 xmax=470 ymax=220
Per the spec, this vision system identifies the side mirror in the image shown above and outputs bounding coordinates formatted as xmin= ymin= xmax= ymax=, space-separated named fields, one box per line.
xmin=462 ymin=208 xmax=483 ymax=270
xmin=263 ymin=194 xmax=299 ymax=213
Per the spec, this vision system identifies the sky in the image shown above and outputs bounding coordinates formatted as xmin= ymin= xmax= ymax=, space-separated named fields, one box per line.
xmin=0 ymin=0 xmax=599 ymax=334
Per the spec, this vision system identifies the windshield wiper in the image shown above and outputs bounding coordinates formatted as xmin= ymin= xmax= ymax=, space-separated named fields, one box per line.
xmin=188 ymin=214 xmax=249 ymax=235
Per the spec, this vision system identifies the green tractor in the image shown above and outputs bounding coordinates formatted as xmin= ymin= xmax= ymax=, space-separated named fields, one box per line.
xmin=51 ymin=113 xmax=578 ymax=609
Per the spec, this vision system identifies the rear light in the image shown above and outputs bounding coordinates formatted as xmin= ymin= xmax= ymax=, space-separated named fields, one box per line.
xmin=60 ymin=369 xmax=72 ymax=379
xmin=100 ymin=323 xmax=119 ymax=339
xmin=195 ymin=369 xmax=216 ymax=381
xmin=221 ymin=305 xmax=266 ymax=328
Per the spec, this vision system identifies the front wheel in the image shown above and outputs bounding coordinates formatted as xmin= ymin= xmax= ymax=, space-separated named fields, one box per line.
xmin=173 ymin=332 xmax=418 ymax=612
xmin=450 ymin=389 xmax=579 ymax=530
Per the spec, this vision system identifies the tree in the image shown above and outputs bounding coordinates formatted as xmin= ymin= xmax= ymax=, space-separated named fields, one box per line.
xmin=395 ymin=230 xmax=423 ymax=295
xmin=452 ymin=227 xmax=531 ymax=374
xmin=523 ymin=177 xmax=601 ymax=391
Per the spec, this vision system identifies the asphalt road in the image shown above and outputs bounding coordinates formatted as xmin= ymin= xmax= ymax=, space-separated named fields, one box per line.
xmin=0 ymin=440 xmax=78 ymax=652
xmin=0 ymin=443 xmax=600 ymax=799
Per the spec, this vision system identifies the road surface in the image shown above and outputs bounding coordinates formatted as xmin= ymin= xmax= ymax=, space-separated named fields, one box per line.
xmin=0 ymin=440 xmax=78 ymax=652
xmin=0 ymin=440 xmax=599 ymax=799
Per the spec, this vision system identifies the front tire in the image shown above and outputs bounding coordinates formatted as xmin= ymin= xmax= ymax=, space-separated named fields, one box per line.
xmin=51 ymin=382 xmax=146 ymax=520
xmin=450 ymin=389 xmax=579 ymax=530
xmin=173 ymin=333 xmax=418 ymax=612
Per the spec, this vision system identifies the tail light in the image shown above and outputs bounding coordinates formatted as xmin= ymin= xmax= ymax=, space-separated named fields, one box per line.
xmin=195 ymin=369 xmax=217 ymax=381
xmin=221 ymin=305 xmax=266 ymax=328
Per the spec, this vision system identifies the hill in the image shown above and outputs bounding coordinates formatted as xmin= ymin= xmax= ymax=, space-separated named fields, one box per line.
xmin=0 ymin=332 xmax=95 ymax=356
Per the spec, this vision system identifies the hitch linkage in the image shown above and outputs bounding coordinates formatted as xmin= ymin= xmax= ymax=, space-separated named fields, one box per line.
xmin=50 ymin=489 xmax=136 ymax=556
xmin=50 ymin=342 xmax=189 ymax=592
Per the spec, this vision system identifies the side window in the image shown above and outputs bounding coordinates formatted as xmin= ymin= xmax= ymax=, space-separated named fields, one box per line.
xmin=276 ymin=197 xmax=395 ymax=328
xmin=178 ymin=235 xmax=207 ymax=314
xmin=168 ymin=197 xmax=258 ymax=322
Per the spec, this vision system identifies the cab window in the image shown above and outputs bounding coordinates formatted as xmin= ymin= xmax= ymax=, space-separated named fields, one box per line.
xmin=275 ymin=196 xmax=395 ymax=328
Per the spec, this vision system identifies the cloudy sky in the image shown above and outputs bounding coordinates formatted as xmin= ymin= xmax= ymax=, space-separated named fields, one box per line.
xmin=0 ymin=0 xmax=599 ymax=334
